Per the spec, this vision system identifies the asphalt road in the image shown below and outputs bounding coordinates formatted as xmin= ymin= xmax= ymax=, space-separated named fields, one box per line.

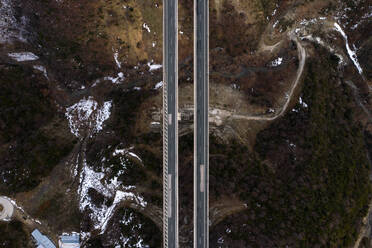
xmin=163 ymin=0 xmax=178 ymax=247
xmin=194 ymin=0 xmax=209 ymax=247
xmin=0 ymin=197 xmax=14 ymax=221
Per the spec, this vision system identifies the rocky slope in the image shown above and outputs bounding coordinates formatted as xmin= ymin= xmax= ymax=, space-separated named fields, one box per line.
xmin=0 ymin=0 xmax=371 ymax=247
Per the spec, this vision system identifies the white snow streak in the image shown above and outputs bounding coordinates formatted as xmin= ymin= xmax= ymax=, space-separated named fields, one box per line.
xmin=154 ymin=81 xmax=163 ymax=89
xmin=95 ymin=101 xmax=112 ymax=133
xmin=334 ymin=23 xmax=363 ymax=75
xmin=8 ymin=52 xmax=39 ymax=62
xmin=102 ymin=72 xmax=125 ymax=85
xmin=113 ymin=148 xmax=142 ymax=162
xmin=147 ymin=62 xmax=162 ymax=71
xmin=114 ymin=51 xmax=121 ymax=69
xmin=33 ymin=65 xmax=48 ymax=79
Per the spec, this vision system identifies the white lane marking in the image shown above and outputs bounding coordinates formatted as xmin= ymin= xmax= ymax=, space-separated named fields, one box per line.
xmin=168 ymin=114 xmax=172 ymax=125
xmin=200 ymin=164 xmax=205 ymax=192
xmin=168 ymin=174 xmax=172 ymax=218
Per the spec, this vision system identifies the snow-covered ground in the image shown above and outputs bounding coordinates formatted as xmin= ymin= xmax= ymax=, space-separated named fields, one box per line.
xmin=299 ymin=34 xmax=345 ymax=66
xmin=91 ymin=72 xmax=125 ymax=87
xmin=8 ymin=52 xmax=39 ymax=62
xmin=33 ymin=65 xmax=48 ymax=79
xmin=143 ymin=23 xmax=151 ymax=33
xmin=113 ymin=147 xmax=142 ymax=162
xmin=65 ymin=97 xmax=112 ymax=138
xmin=154 ymin=81 xmax=163 ymax=90
xmin=299 ymin=97 xmax=308 ymax=108
xmin=351 ymin=9 xmax=372 ymax=29
xmin=100 ymin=190 xmax=147 ymax=233
xmin=270 ymin=57 xmax=283 ymax=67
xmin=104 ymin=72 xmax=125 ymax=84
xmin=79 ymin=158 xmax=114 ymax=230
xmin=114 ymin=51 xmax=121 ymax=69
xmin=78 ymin=146 xmax=146 ymax=236
xmin=114 ymin=210 xmax=146 ymax=248
xmin=333 ymin=22 xmax=363 ymax=75
xmin=0 ymin=0 xmax=27 ymax=43
xmin=147 ymin=62 xmax=162 ymax=71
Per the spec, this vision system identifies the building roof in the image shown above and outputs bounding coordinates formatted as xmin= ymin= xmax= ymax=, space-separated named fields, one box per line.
xmin=31 ymin=229 xmax=56 ymax=248
xmin=59 ymin=234 xmax=80 ymax=248
xmin=60 ymin=235 xmax=79 ymax=243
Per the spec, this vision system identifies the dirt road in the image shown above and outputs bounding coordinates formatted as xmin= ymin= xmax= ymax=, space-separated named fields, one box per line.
xmin=231 ymin=34 xmax=306 ymax=121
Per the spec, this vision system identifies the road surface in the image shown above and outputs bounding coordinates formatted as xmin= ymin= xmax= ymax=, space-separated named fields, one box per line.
xmin=0 ymin=197 xmax=14 ymax=221
xmin=231 ymin=35 xmax=306 ymax=121
xmin=194 ymin=0 xmax=209 ymax=247
xmin=163 ymin=0 xmax=178 ymax=247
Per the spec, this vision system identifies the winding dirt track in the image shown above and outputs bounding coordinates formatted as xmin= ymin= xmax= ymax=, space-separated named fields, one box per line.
xmin=231 ymin=34 xmax=306 ymax=121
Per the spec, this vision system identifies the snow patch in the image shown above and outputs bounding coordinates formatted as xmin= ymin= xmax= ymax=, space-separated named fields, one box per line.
xmin=95 ymin=101 xmax=112 ymax=133
xmin=79 ymin=160 xmax=112 ymax=230
xmin=103 ymin=72 xmax=125 ymax=84
xmin=154 ymin=81 xmax=163 ymax=89
xmin=272 ymin=8 xmax=277 ymax=16
xmin=270 ymin=57 xmax=283 ymax=67
xmin=114 ymin=51 xmax=121 ymax=69
xmin=147 ymin=62 xmax=162 ymax=71
xmin=143 ymin=23 xmax=150 ymax=33
xmin=352 ymin=10 xmax=372 ymax=29
xmin=114 ymin=211 xmax=145 ymax=247
xmin=33 ymin=65 xmax=48 ymax=79
xmin=299 ymin=34 xmax=345 ymax=66
xmin=273 ymin=20 xmax=279 ymax=28
xmin=231 ymin=83 xmax=240 ymax=90
xmin=65 ymin=97 xmax=112 ymax=138
xmin=113 ymin=148 xmax=142 ymax=162
xmin=334 ymin=23 xmax=363 ymax=75
xmin=8 ymin=52 xmax=38 ymax=62
xmin=218 ymin=237 xmax=224 ymax=244
xmin=299 ymin=97 xmax=308 ymax=108
xmin=100 ymin=190 xmax=147 ymax=234
xmin=78 ymin=155 xmax=139 ymax=233
xmin=0 ymin=0 xmax=27 ymax=43
xmin=299 ymin=18 xmax=318 ymax=26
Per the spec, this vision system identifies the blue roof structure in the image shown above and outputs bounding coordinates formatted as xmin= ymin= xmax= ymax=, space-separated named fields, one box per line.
xmin=60 ymin=234 xmax=79 ymax=243
xmin=31 ymin=229 xmax=56 ymax=248
xmin=59 ymin=233 xmax=80 ymax=248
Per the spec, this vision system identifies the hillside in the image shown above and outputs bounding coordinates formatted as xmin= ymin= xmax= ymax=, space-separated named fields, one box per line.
xmin=0 ymin=0 xmax=371 ymax=247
